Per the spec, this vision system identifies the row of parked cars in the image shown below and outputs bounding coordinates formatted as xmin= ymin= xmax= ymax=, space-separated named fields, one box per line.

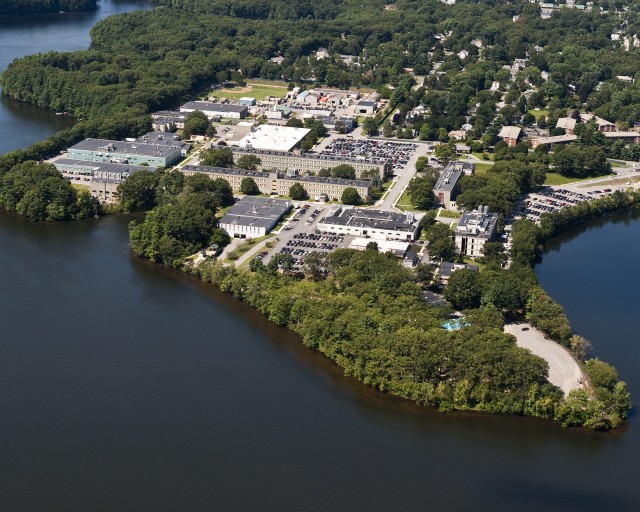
xmin=517 ymin=187 xmax=612 ymax=221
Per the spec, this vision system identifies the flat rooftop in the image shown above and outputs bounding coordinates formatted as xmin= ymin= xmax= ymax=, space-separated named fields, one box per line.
xmin=455 ymin=206 xmax=498 ymax=238
xmin=182 ymin=165 xmax=270 ymax=179
xmin=234 ymin=125 xmax=311 ymax=152
xmin=180 ymin=101 xmax=248 ymax=113
xmin=54 ymin=158 xmax=157 ymax=181
xmin=319 ymin=207 xmax=417 ymax=233
xmin=434 ymin=162 xmax=467 ymax=192
xmin=69 ymin=138 xmax=184 ymax=158
xmin=220 ymin=196 xmax=291 ymax=229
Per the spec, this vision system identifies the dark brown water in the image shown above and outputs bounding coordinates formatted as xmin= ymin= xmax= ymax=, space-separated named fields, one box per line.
xmin=0 ymin=0 xmax=152 ymax=154
xmin=1 ymin=3 xmax=640 ymax=510
xmin=0 ymin=212 xmax=639 ymax=511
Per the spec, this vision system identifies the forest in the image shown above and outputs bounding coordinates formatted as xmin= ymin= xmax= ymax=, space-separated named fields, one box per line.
xmin=0 ymin=0 xmax=96 ymax=15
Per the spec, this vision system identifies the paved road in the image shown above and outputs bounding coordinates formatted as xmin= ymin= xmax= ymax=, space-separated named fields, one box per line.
xmin=504 ymin=322 xmax=585 ymax=396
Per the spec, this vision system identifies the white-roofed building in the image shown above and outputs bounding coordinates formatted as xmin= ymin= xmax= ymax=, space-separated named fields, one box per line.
xmin=233 ymin=125 xmax=311 ymax=152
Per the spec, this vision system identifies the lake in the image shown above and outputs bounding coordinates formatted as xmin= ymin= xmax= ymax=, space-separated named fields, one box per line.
xmin=0 ymin=212 xmax=639 ymax=512
xmin=0 ymin=0 xmax=153 ymax=155
xmin=1 ymin=3 xmax=640 ymax=510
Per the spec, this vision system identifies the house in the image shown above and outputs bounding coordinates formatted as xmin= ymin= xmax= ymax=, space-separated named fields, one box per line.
xmin=530 ymin=134 xmax=578 ymax=149
xmin=556 ymin=117 xmax=577 ymax=134
xmin=315 ymin=48 xmax=330 ymax=60
xmin=498 ymin=126 xmax=522 ymax=147
xmin=455 ymin=143 xmax=471 ymax=154
xmin=580 ymin=113 xmax=616 ymax=132
xmin=448 ymin=130 xmax=467 ymax=141
xmin=438 ymin=262 xmax=479 ymax=286
xmin=454 ymin=205 xmax=498 ymax=257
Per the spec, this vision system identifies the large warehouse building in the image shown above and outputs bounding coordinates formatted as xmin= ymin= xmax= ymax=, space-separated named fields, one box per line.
xmin=219 ymin=197 xmax=291 ymax=239
xmin=318 ymin=207 xmax=419 ymax=241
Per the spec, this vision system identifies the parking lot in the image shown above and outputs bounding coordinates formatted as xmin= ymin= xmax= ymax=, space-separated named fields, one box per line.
xmin=515 ymin=187 xmax=609 ymax=222
xmin=320 ymin=138 xmax=417 ymax=167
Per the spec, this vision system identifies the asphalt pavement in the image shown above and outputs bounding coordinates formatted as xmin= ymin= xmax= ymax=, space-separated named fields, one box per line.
xmin=504 ymin=322 xmax=585 ymax=396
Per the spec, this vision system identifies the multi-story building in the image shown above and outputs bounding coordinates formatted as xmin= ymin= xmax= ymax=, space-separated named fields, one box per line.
xmin=230 ymin=147 xmax=390 ymax=179
xmin=432 ymin=161 xmax=474 ymax=209
xmin=67 ymin=137 xmax=187 ymax=167
xmin=179 ymin=165 xmax=372 ymax=201
xmin=318 ymin=206 xmax=419 ymax=241
xmin=54 ymin=158 xmax=157 ymax=203
xmin=454 ymin=205 xmax=498 ymax=257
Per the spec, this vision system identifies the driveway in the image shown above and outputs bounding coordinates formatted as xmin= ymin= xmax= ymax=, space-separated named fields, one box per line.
xmin=504 ymin=322 xmax=585 ymax=396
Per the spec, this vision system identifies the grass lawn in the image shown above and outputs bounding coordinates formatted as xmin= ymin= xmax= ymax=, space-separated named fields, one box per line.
xmin=474 ymin=162 xmax=493 ymax=174
xmin=438 ymin=209 xmax=462 ymax=219
xmin=472 ymin=152 xmax=494 ymax=161
xmin=528 ymin=109 xmax=549 ymax=121
xmin=610 ymin=161 xmax=627 ymax=168
xmin=225 ymin=235 xmax=271 ymax=261
xmin=544 ymin=172 xmax=596 ymax=186
xmin=209 ymin=82 xmax=288 ymax=101
xmin=396 ymin=190 xmax=421 ymax=211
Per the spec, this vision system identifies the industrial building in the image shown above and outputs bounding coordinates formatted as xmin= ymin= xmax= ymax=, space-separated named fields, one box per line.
xmin=231 ymin=147 xmax=389 ymax=179
xmin=318 ymin=207 xmax=419 ymax=241
xmin=233 ymin=125 xmax=311 ymax=152
xmin=67 ymin=137 xmax=187 ymax=167
xmin=219 ymin=196 xmax=291 ymax=239
xmin=454 ymin=206 xmax=498 ymax=257
xmin=54 ymin=158 xmax=157 ymax=203
xmin=180 ymin=101 xmax=248 ymax=119
xmin=180 ymin=165 xmax=371 ymax=201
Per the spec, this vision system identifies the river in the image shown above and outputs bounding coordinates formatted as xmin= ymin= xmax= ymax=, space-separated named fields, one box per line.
xmin=1 ymin=4 xmax=640 ymax=511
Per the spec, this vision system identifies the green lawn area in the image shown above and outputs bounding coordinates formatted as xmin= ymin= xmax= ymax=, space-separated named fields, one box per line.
xmin=472 ymin=152 xmax=494 ymax=161
xmin=438 ymin=208 xmax=462 ymax=219
xmin=209 ymin=82 xmax=288 ymax=101
xmin=544 ymin=172 xmax=596 ymax=186
xmin=225 ymin=235 xmax=271 ymax=261
xmin=396 ymin=190 xmax=420 ymax=211
xmin=474 ymin=162 xmax=493 ymax=174
xmin=610 ymin=161 xmax=627 ymax=168
xmin=528 ymin=109 xmax=549 ymax=121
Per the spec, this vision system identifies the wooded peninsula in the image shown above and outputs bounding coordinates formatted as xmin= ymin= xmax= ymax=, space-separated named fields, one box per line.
xmin=0 ymin=0 xmax=636 ymax=430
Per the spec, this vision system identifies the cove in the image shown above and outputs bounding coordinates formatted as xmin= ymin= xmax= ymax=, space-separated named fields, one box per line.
xmin=0 ymin=0 xmax=153 ymax=155
xmin=0 ymin=213 xmax=639 ymax=511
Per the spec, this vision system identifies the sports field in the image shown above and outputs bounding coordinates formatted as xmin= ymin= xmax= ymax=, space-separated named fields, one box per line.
xmin=209 ymin=82 xmax=288 ymax=101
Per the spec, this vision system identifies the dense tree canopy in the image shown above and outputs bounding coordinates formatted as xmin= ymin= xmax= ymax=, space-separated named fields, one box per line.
xmin=0 ymin=161 xmax=100 ymax=221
